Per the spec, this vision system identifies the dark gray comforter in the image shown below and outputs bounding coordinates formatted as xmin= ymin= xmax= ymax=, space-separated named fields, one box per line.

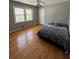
xmin=37 ymin=25 xmax=70 ymax=52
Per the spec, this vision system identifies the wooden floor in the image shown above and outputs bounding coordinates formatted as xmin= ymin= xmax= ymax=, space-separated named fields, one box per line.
xmin=9 ymin=25 xmax=69 ymax=59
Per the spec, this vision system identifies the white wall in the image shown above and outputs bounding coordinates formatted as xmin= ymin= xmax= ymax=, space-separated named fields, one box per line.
xmin=39 ymin=1 xmax=70 ymax=25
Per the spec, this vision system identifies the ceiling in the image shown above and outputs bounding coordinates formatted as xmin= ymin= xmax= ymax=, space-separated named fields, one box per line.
xmin=13 ymin=0 xmax=69 ymax=6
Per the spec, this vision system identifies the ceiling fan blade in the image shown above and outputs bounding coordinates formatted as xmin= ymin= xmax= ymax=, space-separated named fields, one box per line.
xmin=39 ymin=1 xmax=46 ymax=4
xmin=30 ymin=1 xmax=37 ymax=3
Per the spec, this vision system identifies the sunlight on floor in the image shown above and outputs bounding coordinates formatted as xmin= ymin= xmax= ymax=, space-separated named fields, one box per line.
xmin=17 ymin=31 xmax=33 ymax=49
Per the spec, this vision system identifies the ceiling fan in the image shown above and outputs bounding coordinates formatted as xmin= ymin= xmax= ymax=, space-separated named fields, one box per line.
xmin=30 ymin=0 xmax=46 ymax=7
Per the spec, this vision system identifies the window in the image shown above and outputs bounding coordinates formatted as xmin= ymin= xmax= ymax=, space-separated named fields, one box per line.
xmin=26 ymin=9 xmax=33 ymax=21
xmin=14 ymin=8 xmax=25 ymax=23
xmin=14 ymin=7 xmax=33 ymax=23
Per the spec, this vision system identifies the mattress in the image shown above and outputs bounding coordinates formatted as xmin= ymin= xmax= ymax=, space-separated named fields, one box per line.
xmin=37 ymin=25 xmax=70 ymax=52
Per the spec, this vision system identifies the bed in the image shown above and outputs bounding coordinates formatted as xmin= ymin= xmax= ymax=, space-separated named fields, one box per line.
xmin=37 ymin=23 xmax=70 ymax=54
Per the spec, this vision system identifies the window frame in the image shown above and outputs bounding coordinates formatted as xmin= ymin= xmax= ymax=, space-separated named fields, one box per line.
xmin=13 ymin=6 xmax=33 ymax=24
xmin=25 ymin=8 xmax=33 ymax=21
xmin=13 ymin=6 xmax=26 ymax=24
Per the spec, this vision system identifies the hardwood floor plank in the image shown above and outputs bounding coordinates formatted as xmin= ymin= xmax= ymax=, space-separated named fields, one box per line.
xmin=9 ymin=25 xmax=69 ymax=59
